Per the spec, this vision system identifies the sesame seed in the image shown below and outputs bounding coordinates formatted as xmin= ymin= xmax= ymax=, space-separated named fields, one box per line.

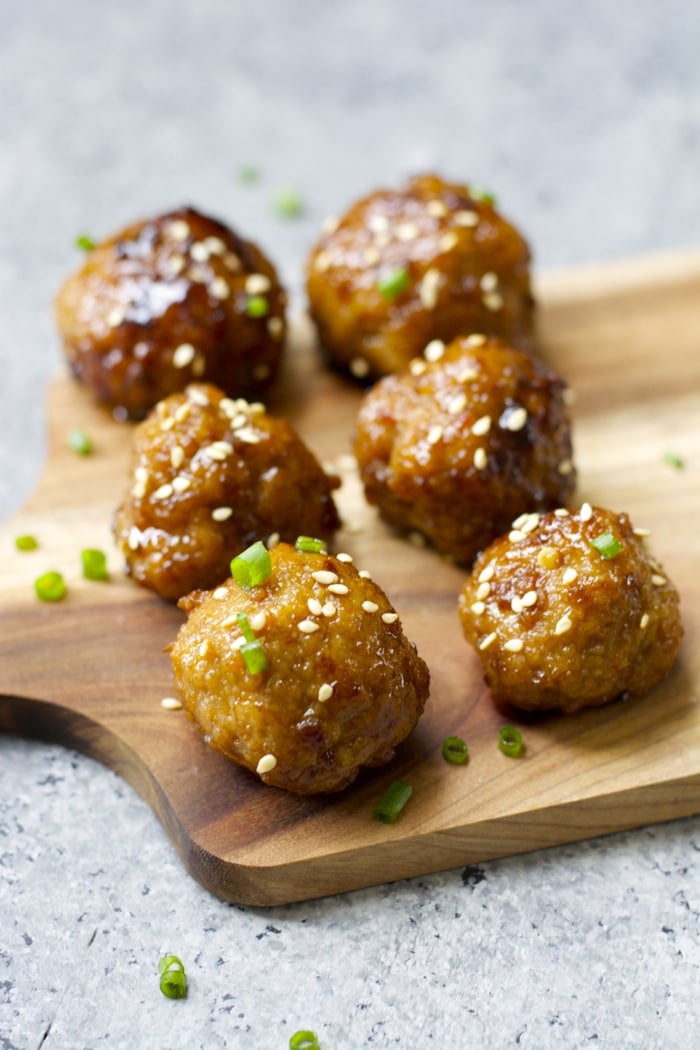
xmin=199 ymin=640 xmax=209 ymax=657
xmin=174 ymin=401 xmax=191 ymax=422
xmin=160 ymin=416 xmax=175 ymax=431
xmin=410 ymin=358 xmax=428 ymax=376
xmin=368 ymin=213 xmax=389 ymax=234
xmin=397 ymin=222 xmax=419 ymax=241
xmin=558 ymin=460 xmax=574 ymax=476
xmin=509 ymin=529 xmax=526 ymax=543
xmin=107 ymin=306 xmax=125 ymax=328
xmin=213 ymin=586 xmax=228 ymax=599
xmin=501 ymin=406 xmax=528 ymax=432
xmin=426 ymin=199 xmax=448 ymax=217
xmin=336 ymin=454 xmax=358 ymax=472
xmin=473 ymin=447 xmax=488 ymax=470
xmin=298 ymin=619 xmax=320 ymax=634
xmin=307 ymin=597 xmax=324 ymax=616
xmin=187 ymin=386 xmax=209 ymax=406
xmin=135 ymin=465 xmax=148 ymax=482
xmin=246 ymin=273 xmax=271 ymax=295
xmin=419 ymin=268 xmax=441 ymax=310
xmin=562 ymin=568 xmax=578 ymax=585
xmin=161 ymin=697 xmax=183 ymax=710
xmin=350 ymin=357 xmax=370 ymax=378
xmin=454 ymin=209 xmax=479 ymax=227
xmin=427 ymin=425 xmax=443 ymax=445
xmin=439 ymin=231 xmax=459 ymax=252
xmin=361 ymin=245 xmax=378 ymax=266
xmin=336 ymin=552 xmax=354 ymax=563
xmin=447 ymin=392 xmax=467 ymax=415
xmin=640 ymin=613 xmax=650 ymax=629
xmin=313 ymin=250 xmax=330 ymax=273
xmin=476 ymin=581 xmax=491 ymax=600
xmin=322 ymin=214 xmax=339 ymax=234
xmin=318 ymin=683 xmax=334 ymax=702
xmin=127 ymin=526 xmax=141 ymax=550
xmin=504 ymin=638 xmax=523 ymax=652
xmin=465 ymin=333 xmax=487 ymax=347
xmin=267 ymin=532 xmax=280 ymax=549
xmin=633 ymin=527 xmax=652 ymax=538
xmin=358 ymin=569 xmax=372 ymax=580
xmin=553 ymin=508 xmax=570 ymax=518
xmin=328 ymin=583 xmax=349 ymax=595
xmin=223 ymin=251 xmax=242 ymax=271
xmin=256 ymin=754 xmax=277 ymax=775
xmin=131 ymin=481 xmax=146 ymax=499
xmin=580 ymin=502 xmax=593 ymax=522
xmin=479 ymin=632 xmax=496 ymax=651
xmin=249 ymin=611 xmax=267 ymax=631
xmin=170 ymin=446 xmax=185 ymax=469
xmin=172 ymin=476 xmax=191 ymax=494
xmin=167 ymin=220 xmax=190 ymax=242
xmin=424 ymin=339 xmax=446 ymax=362
xmin=166 ymin=254 xmax=186 ymax=275
xmin=204 ymin=236 xmax=226 ymax=255
xmin=381 ymin=612 xmax=399 ymax=624
xmin=221 ymin=615 xmax=238 ymax=628
xmin=521 ymin=590 xmax=537 ymax=607
xmin=189 ymin=266 xmax=208 ymax=284
xmin=459 ymin=366 xmax=480 ymax=382
xmin=212 ymin=506 xmax=233 ymax=522
xmin=554 ymin=614 xmax=572 ymax=635
xmin=651 ymin=574 xmax=667 ymax=587
xmin=189 ymin=241 xmax=209 ymax=262
xmin=478 ymin=565 xmax=494 ymax=583
xmin=511 ymin=596 xmax=523 ymax=613
xmin=235 ymin=426 xmax=261 ymax=444
xmin=210 ymin=276 xmax=230 ymax=299
xmin=152 ymin=483 xmax=173 ymax=500
xmin=470 ymin=601 xmax=485 ymax=615
xmin=480 ymin=271 xmax=498 ymax=292
xmin=471 ymin=415 xmax=491 ymax=436
xmin=312 ymin=570 xmax=338 ymax=585
xmin=362 ymin=600 xmax=379 ymax=614
xmin=322 ymin=602 xmax=337 ymax=618
xmin=483 ymin=291 xmax=504 ymax=311
xmin=520 ymin=513 xmax=540 ymax=534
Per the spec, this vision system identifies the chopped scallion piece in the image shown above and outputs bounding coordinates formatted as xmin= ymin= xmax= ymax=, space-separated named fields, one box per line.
xmin=377 ymin=266 xmax=410 ymax=300
xmin=68 ymin=428 xmax=93 ymax=455
xmin=34 ymin=571 xmax=67 ymax=602
xmin=498 ymin=726 xmax=524 ymax=758
xmin=295 ymin=536 xmax=325 ymax=554
xmin=372 ymin=779 xmax=413 ymax=824
xmin=273 ymin=187 xmax=305 ymax=219
xmin=469 ymin=185 xmax=497 ymax=206
xmin=237 ymin=612 xmax=268 ymax=673
xmin=15 ymin=534 xmax=39 ymax=552
xmin=442 ymin=735 xmax=469 ymax=764
xmin=75 ymin=233 xmax=97 ymax=251
xmin=238 ymin=164 xmax=261 ymax=184
xmin=245 ymin=295 xmax=269 ymax=318
xmin=158 ymin=954 xmax=187 ymax=999
xmin=589 ymin=532 xmax=623 ymax=559
xmin=662 ymin=451 xmax=685 ymax=470
xmin=290 ymin=1032 xmax=321 ymax=1050
xmin=231 ymin=541 xmax=271 ymax=589
xmin=81 ymin=548 xmax=109 ymax=581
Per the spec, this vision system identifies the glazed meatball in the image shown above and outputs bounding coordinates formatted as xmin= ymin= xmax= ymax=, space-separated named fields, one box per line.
xmin=169 ymin=543 xmax=430 ymax=794
xmin=354 ymin=335 xmax=575 ymax=565
xmin=56 ymin=206 xmax=287 ymax=419
xmin=458 ymin=504 xmax=683 ymax=713
xmin=306 ymin=173 xmax=534 ymax=380
xmin=114 ymin=383 xmax=340 ymax=601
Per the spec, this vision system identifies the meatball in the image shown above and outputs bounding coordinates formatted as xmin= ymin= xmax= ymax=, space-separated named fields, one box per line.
xmin=56 ymin=206 xmax=287 ymax=419
xmin=169 ymin=543 xmax=430 ymax=794
xmin=114 ymin=383 xmax=340 ymax=601
xmin=354 ymin=335 xmax=575 ymax=565
xmin=458 ymin=504 xmax=683 ymax=713
xmin=306 ymin=173 xmax=534 ymax=380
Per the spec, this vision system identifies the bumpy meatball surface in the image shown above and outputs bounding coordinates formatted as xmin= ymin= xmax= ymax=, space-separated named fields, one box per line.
xmin=169 ymin=543 xmax=430 ymax=794
xmin=458 ymin=504 xmax=683 ymax=713
xmin=56 ymin=206 xmax=287 ymax=419
xmin=306 ymin=173 xmax=534 ymax=380
xmin=354 ymin=335 xmax=575 ymax=565
xmin=114 ymin=383 xmax=340 ymax=602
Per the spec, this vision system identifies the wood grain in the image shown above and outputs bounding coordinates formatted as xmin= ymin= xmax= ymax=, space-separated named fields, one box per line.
xmin=1 ymin=248 xmax=699 ymax=905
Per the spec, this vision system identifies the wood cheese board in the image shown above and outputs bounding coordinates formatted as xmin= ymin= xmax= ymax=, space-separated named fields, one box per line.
xmin=1 ymin=248 xmax=699 ymax=906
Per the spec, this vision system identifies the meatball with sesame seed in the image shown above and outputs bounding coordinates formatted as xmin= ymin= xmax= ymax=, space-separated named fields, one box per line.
xmin=114 ymin=383 xmax=340 ymax=602
xmin=306 ymin=173 xmax=534 ymax=381
xmin=56 ymin=206 xmax=287 ymax=419
xmin=354 ymin=335 xmax=575 ymax=566
xmin=168 ymin=543 xmax=430 ymax=794
xmin=458 ymin=504 xmax=683 ymax=713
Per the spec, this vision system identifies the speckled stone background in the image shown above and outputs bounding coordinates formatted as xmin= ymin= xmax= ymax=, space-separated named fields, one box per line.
xmin=1 ymin=2 xmax=699 ymax=1048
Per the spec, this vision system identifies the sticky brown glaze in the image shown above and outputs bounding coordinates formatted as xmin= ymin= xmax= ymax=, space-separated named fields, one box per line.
xmin=56 ymin=206 xmax=287 ymax=419
xmin=459 ymin=504 xmax=683 ymax=713
xmin=354 ymin=335 xmax=575 ymax=565
xmin=114 ymin=383 xmax=340 ymax=601
xmin=169 ymin=543 xmax=430 ymax=794
xmin=306 ymin=173 xmax=534 ymax=381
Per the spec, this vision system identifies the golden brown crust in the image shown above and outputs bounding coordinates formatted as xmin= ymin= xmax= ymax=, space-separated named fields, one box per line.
xmin=306 ymin=174 xmax=534 ymax=380
xmin=114 ymin=383 xmax=340 ymax=601
xmin=56 ymin=206 xmax=287 ymax=419
xmin=458 ymin=504 xmax=683 ymax=712
xmin=354 ymin=335 xmax=575 ymax=565
xmin=169 ymin=543 xmax=430 ymax=794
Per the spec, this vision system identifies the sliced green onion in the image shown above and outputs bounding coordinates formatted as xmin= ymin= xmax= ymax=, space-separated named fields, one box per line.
xmin=238 ymin=164 xmax=261 ymax=184
xmin=231 ymin=541 xmax=271 ymax=589
xmin=469 ymin=185 xmax=497 ymax=206
xmin=15 ymin=534 xmax=39 ymax=552
xmin=81 ymin=548 xmax=109 ymax=581
xmin=377 ymin=265 xmax=410 ymax=300
xmin=498 ymin=726 xmax=524 ymax=758
xmin=158 ymin=954 xmax=187 ymax=999
xmin=662 ymin=451 xmax=685 ymax=470
xmin=68 ymin=428 xmax=93 ymax=455
xmin=237 ymin=612 xmax=268 ymax=673
xmin=75 ymin=233 xmax=97 ymax=251
xmin=290 ymin=1032 xmax=321 ymax=1050
xmin=245 ymin=295 xmax=269 ymax=318
xmin=442 ymin=735 xmax=469 ymax=764
xmin=373 ymin=779 xmax=413 ymax=824
xmin=295 ymin=536 xmax=326 ymax=554
xmin=34 ymin=571 xmax=67 ymax=602
xmin=273 ymin=187 xmax=305 ymax=219
xmin=589 ymin=532 xmax=623 ymax=559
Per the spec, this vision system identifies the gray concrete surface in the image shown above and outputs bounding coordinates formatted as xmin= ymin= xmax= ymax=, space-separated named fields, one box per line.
xmin=1 ymin=1 xmax=699 ymax=1047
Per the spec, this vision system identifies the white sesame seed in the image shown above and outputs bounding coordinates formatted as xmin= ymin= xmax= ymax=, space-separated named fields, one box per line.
xmin=511 ymin=596 xmax=523 ymax=613
xmin=553 ymin=508 xmax=570 ymax=518
xmin=501 ymin=406 xmax=528 ymax=432
xmin=307 ymin=597 xmax=324 ymax=616
xmin=203 ymin=440 xmax=234 ymax=461
xmin=256 ymin=754 xmax=277 ymax=775
xmin=368 ymin=213 xmax=389 ymax=234
xmin=328 ymin=583 xmax=349 ymax=595
xmin=509 ymin=529 xmax=526 ymax=543
xmin=127 ymin=526 xmax=141 ymax=550
xmin=213 ymin=586 xmax=228 ymax=599
xmin=212 ymin=506 xmax=233 ymax=522
xmin=640 ymin=613 xmax=650 ymax=629
xmin=322 ymin=214 xmax=339 ymax=234
xmin=362 ymin=601 xmax=379 ymax=614
xmin=210 ymin=276 xmax=230 ymax=300
xmin=266 ymin=532 xmax=280 ymax=549
xmin=235 ymin=426 xmax=261 ymax=444
xmin=322 ymin=602 xmax=337 ymax=618
xmin=504 ymin=638 xmax=523 ymax=652
xmin=199 ymin=640 xmax=209 ymax=657
xmin=107 ymin=306 xmax=125 ymax=328
xmin=427 ymin=425 xmax=443 ymax=445
xmin=318 ymin=683 xmax=334 ymax=702
xmin=358 ymin=569 xmax=372 ymax=580
xmin=478 ymin=565 xmax=494 ymax=583
xmin=364 ymin=246 xmax=380 ymax=266
xmin=350 ymin=357 xmax=370 ymax=378
xmin=480 ymin=271 xmax=498 ymax=292
xmin=633 ymin=527 xmax=652 ymax=538
xmin=479 ymin=632 xmax=497 ymax=651
xmin=223 ymin=251 xmax=242 ymax=271
xmin=521 ymin=590 xmax=538 ymax=608
xmin=131 ymin=481 xmax=146 ymax=499
xmin=454 ymin=209 xmax=479 ymax=227
xmin=152 ymin=483 xmax=173 ymax=500
xmin=174 ymin=401 xmax=191 ymax=422
xmin=381 ymin=612 xmax=399 ymax=624
xmin=580 ymin=502 xmax=593 ymax=522
xmin=476 ymin=581 xmax=491 ymax=600
xmin=397 ymin=222 xmax=419 ymax=241
xmin=134 ymin=465 xmax=148 ymax=482
xmin=558 ymin=460 xmax=574 ymax=476
xmin=447 ymin=392 xmax=467 ymax=415
xmin=336 ymin=454 xmax=358 ymax=472
xmin=554 ymin=614 xmax=572 ymax=635
xmin=160 ymin=416 xmax=175 ymax=431
xmin=410 ymin=358 xmax=428 ymax=376
xmin=170 ymin=446 xmax=185 ymax=469
xmin=166 ymin=254 xmax=186 ymax=275
xmin=171 ymin=476 xmax=191 ymax=493
xmin=245 ymin=273 xmax=271 ymax=295
xmin=424 ymin=338 xmax=446 ymax=362
xmin=189 ymin=266 xmax=208 ymax=284
xmin=161 ymin=697 xmax=183 ymax=710
xmin=520 ymin=513 xmax=540 ymax=534
xmin=426 ymin=199 xmax=448 ymax=217
xmin=562 ymin=568 xmax=578 ymax=585
xmin=249 ymin=611 xmax=267 ymax=632
xmin=651 ymin=574 xmax=667 ymax=587
xmin=483 ymin=291 xmax=504 ymax=312
xmin=336 ymin=552 xmax=354 ymax=563
xmin=465 ymin=333 xmax=487 ymax=347
xmin=204 ymin=236 xmax=226 ymax=255
xmin=167 ymin=220 xmax=190 ymax=242
xmin=470 ymin=601 xmax=485 ymax=615
xmin=439 ymin=231 xmax=459 ymax=252
xmin=188 ymin=386 xmax=209 ymax=406
xmin=312 ymin=570 xmax=338 ymax=585
xmin=473 ymin=447 xmax=488 ymax=470
xmin=419 ymin=268 xmax=441 ymax=310
xmin=471 ymin=415 xmax=491 ymax=436
xmin=189 ymin=241 xmax=210 ymax=263
xmin=298 ymin=619 xmax=320 ymax=634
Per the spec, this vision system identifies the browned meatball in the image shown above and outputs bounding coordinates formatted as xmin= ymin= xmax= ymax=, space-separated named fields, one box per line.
xmin=306 ymin=173 xmax=534 ymax=380
xmin=56 ymin=206 xmax=287 ymax=419
xmin=169 ymin=543 xmax=430 ymax=794
xmin=354 ymin=335 xmax=575 ymax=565
xmin=114 ymin=383 xmax=340 ymax=601
xmin=458 ymin=504 xmax=683 ymax=713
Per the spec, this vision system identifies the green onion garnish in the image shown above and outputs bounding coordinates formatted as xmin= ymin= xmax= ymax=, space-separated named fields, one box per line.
xmin=498 ymin=726 xmax=524 ymax=758
xmin=68 ymin=428 xmax=93 ymax=455
xmin=236 ymin=612 xmax=268 ymax=674
xmin=469 ymin=186 xmax=497 ymax=206
xmin=158 ymin=954 xmax=187 ymax=999
xmin=295 ymin=536 xmax=326 ymax=554
xmin=231 ymin=540 xmax=272 ymax=589
xmin=81 ymin=548 xmax=109 ymax=581
xmin=15 ymin=534 xmax=39 ymax=552
xmin=589 ymin=532 xmax=623 ymax=559
xmin=442 ymin=735 xmax=469 ymax=764
xmin=75 ymin=233 xmax=97 ymax=251
xmin=273 ymin=187 xmax=305 ymax=219
xmin=377 ymin=266 xmax=410 ymax=300
xmin=372 ymin=779 xmax=413 ymax=824
xmin=290 ymin=1032 xmax=321 ymax=1050
xmin=245 ymin=295 xmax=269 ymax=318
xmin=238 ymin=164 xmax=261 ymax=184
xmin=663 ymin=451 xmax=685 ymax=470
xmin=34 ymin=571 xmax=67 ymax=602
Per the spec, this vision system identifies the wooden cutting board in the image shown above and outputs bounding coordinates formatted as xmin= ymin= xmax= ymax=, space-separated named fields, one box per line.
xmin=1 ymin=249 xmax=699 ymax=906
